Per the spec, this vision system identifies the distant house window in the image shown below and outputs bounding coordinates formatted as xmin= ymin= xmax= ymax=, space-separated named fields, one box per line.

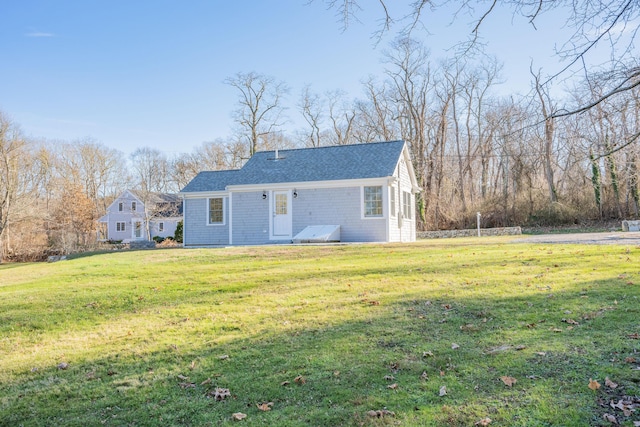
xmin=390 ymin=186 xmax=396 ymax=217
xmin=403 ymin=191 xmax=412 ymax=219
xmin=116 ymin=222 xmax=126 ymax=232
xmin=364 ymin=186 xmax=383 ymax=217
xmin=131 ymin=201 xmax=137 ymax=211
xmin=158 ymin=222 xmax=164 ymax=232
xmin=118 ymin=202 xmax=124 ymax=212
xmin=208 ymin=198 xmax=224 ymax=225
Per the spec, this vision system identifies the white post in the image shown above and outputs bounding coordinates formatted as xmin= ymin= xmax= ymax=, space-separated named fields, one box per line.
xmin=477 ymin=212 xmax=481 ymax=237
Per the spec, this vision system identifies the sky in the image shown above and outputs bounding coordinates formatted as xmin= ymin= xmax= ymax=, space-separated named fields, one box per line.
xmin=1 ymin=1 xmax=582 ymax=156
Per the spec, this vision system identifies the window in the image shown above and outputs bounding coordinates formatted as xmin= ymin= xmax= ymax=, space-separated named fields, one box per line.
xmin=131 ymin=201 xmax=137 ymax=211
xmin=118 ymin=202 xmax=124 ymax=212
xmin=158 ymin=222 xmax=164 ymax=232
xmin=403 ymin=191 xmax=412 ymax=219
xmin=116 ymin=222 xmax=126 ymax=232
xmin=390 ymin=186 xmax=396 ymax=217
xmin=275 ymin=193 xmax=287 ymax=215
xmin=208 ymin=197 xmax=224 ymax=224
xmin=364 ymin=186 xmax=383 ymax=217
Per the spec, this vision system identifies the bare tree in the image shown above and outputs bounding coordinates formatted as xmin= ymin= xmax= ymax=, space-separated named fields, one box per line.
xmin=225 ymin=72 xmax=289 ymax=156
xmin=320 ymin=1 xmax=640 ymax=116
xmin=298 ymin=85 xmax=325 ymax=147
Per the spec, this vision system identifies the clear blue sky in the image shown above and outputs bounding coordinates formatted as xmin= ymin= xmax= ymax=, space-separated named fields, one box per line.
xmin=1 ymin=1 xmax=576 ymax=155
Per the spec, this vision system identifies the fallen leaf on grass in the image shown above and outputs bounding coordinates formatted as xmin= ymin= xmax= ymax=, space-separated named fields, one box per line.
xmin=475 ymin=418 xmax=492 ymax=426
xmin=200 ymin=378 xmax=212 ymax=386
xmin=387 ymin=383 xmax=398 ymax=390
xmin=551 ymin=328 xmax=563 ymax=333
xmin=605 ymin=377 xmax=618 ymax=389
xmin=384 ymin=375 xmax=395 ymax=381
xmin=179 ymin=382 xmax=196 ymax=389
xmin=451 ymin=343 xmax=460 ymax=350
xmin=423 ymin=351 xmax=434 ymax=357
xmin=57 ymin=362 xmax=69 ymax=370
xmin=610 ymin=399 xmax=634 ymax=417
xmin=231 ymin=412 xmax=247 ymax=421
xmin=439 ymin=385 xmax=447 ymax=396
xmin=442 ymin=304 xmax=452 ymax=310
xmin=218 ymin=354 xmax=229 ymax=360
xmin=420 ymin=371 xmax=428 ymax=380
xmin=177 ymin=374 xmax=189 ymax=381
xmin=603 ymin=413 xmax=618 ymax=424
xmin=588 ymin=378 xmax=601 ymax=391
xmin=500 ymin=376 xmax=517 ymax=387
xmin=625 ymin=357 xmax=637 ymax=363
xmin=209 ymin=388 xmax=231 ymax=401
xmin=536 ymin=352 xmax=547 ymax=356
xmin=256 ymin=402 xmax=273 ymax=411
xmin=366 ymin=409 xmax=395 ymax=418
xmin=628 ymin=332 xmax=639 ymax=339
xmin=562 ymin=318 xmax=579 ymax=325
xmin=281 ymin=381 xmax=290 ymax=386
xmin=514 ymin=345 xmax=527 ymax=351
xmin=294 ymin=375 xmax=306 ymax=384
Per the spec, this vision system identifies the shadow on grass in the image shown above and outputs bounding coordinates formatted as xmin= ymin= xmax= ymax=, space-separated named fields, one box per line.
xmin=1 ymin=276 xmax=638 ymax=427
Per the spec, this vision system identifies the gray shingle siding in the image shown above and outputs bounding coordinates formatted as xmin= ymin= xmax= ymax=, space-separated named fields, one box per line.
xmin=183 ymin=198 xmax=230 ymax=246
xmin=231 ymin=192 xmax=271 ymax=245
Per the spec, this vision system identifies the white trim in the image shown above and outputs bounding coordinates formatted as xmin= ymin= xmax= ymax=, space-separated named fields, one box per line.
xmin=228 ymin=192 xmax=233 ymax=245
xmin=206 ymin=196 xmax=226 ymax=226
xmin=227 ymin=177 xmax=391 ymax=192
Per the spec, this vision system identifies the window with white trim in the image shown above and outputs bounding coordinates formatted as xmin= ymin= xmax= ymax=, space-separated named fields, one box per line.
xmin=158 ymin=222 xmax=164 ymax=232
xmin=364 ymin=186 xmax=383 ymax=217
xmin=131 ymin=201 xmax=137 ymax=211
xmin=118 ymin=202 xmax=124 ymax=212
xmin=403 ymin=191 xmax=412 ymax=219
xmin=208 ymin=197 xmax=224 ymax=225
xmin=116 ymin=222 xmax=126 ymax=232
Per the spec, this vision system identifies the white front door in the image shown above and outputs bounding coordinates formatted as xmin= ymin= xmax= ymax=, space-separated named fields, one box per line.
xmin=133 ymin=221 xmax=143 ymax=239
xmin=272 ymin=191 xmax=292 ymax=239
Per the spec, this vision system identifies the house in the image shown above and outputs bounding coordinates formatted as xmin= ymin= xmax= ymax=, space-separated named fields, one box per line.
xmin=98 ymin=190 xmax=183 ymax=242
xmin=179 ymin=140 xmax=421 ymax=246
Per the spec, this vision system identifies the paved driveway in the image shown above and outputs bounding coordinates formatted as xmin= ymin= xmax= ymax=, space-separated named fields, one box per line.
xmin=514 ymin=231 xmax=640 ymax=245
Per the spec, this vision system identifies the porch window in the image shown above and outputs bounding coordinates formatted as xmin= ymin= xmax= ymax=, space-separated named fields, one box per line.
xmin=403 ymin=191 xmax=412 ymax=219
xmin=116 ymin=222 xmax=126 ymax=232
xmin=208 ymin=197 xmax=224 ymax=225
xmin=364 ymin=186 xmax=383 ymax=217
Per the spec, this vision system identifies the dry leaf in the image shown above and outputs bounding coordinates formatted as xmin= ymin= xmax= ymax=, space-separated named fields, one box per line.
xmin=281 ymin=381 xmax=290 ymax=386
xmin=439 ymin=385 xmax=447 ymax=396
xmin=628 ymin=332 xmax=639 ymax=339
xmin=218 ymin=354 xmax=229 ymax=360
xmin=603 ymin=413 xmax=618 ymax=424
xmin=294 ymin=375 xmax=306 ymax=384
xmin=57 ymin=362 xmax=69 ymax=370
xmin=367 ymin=409 xmax=395 ymax=418
xmin=451 ymin=343 xmax=460 ymax=350
xmin=256 ymin=402 xmax=273 ymax=411
xmin=179 ymin=382 xmax=196 ymax=389
xmin=423 ymin=351 xmax=434 ymax=357
xmin=442 ymin=304 xmax=452 ymax=310
xmin=500 ymin=376 xmax=517 ymax=387
xmin=475 ymin=418 xmax=492 ymax=426
xmin=563 ymin=318 xmax=579 ymax=325
xmin=588 ymin=378 xmax=601 ymax=391
xmin=536 ymin=352 xmax=547 ymax=356
xmin=177 ymin=374 xmax=189 ymax=381
xmin=551 ymin=328 xmax=563 ymax=333
xmin=200 ymin=378 xmax=212 ymax=386
xmin=190 ymin=360 xmax=196 ymax=370
xmin=624 ymin=357 xmax=637 ymax=363
xmin=387 ymin=383 xmax=398 ymax=390
xmin=605 ymin=377 xmax=618 ymax=389
xmin=210 ymin=387 xmax=231 ymax=401
xmin=231 ymin=412 xmax=247 ymax=421
xmin=514 ymin=345 xmax=526 ymax=351
xmin=420 ymin=371 xmax=428 ymax=380
xmin=384 ymin=375 xmax=395 ymax=381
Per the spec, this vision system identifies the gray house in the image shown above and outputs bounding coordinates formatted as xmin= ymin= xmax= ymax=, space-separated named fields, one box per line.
xmin=179 ymin=140 xmax=421 ymax=246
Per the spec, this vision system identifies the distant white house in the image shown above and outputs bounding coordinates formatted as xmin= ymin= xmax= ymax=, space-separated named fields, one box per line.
xmin=179 ymin=140 xmax=421 ymax=246
xmin=98 ymin=190 xmax=183 ymax=242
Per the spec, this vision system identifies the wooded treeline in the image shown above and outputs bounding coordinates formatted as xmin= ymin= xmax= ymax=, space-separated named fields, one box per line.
xmin=2 ymin=36 xmax=639 ymax=261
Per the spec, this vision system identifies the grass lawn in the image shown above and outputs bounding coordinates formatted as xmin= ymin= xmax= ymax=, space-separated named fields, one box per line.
xmin=0 ymin=238 xmax=639 ymax=426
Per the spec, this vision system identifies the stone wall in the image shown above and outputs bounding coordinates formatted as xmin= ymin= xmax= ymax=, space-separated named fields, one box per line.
xmin=417 ymin=226 xmax=522 ymax=239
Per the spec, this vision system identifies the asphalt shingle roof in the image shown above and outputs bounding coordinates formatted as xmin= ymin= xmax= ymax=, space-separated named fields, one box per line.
xmin=181 ymin=140 xmax=405 ymax=193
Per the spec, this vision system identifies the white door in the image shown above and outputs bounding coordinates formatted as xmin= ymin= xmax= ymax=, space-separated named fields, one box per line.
xmin=133 ymin=221 xmax=143 ymax=239
xmin=272 ymin=191 xmax=292 ymax=238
